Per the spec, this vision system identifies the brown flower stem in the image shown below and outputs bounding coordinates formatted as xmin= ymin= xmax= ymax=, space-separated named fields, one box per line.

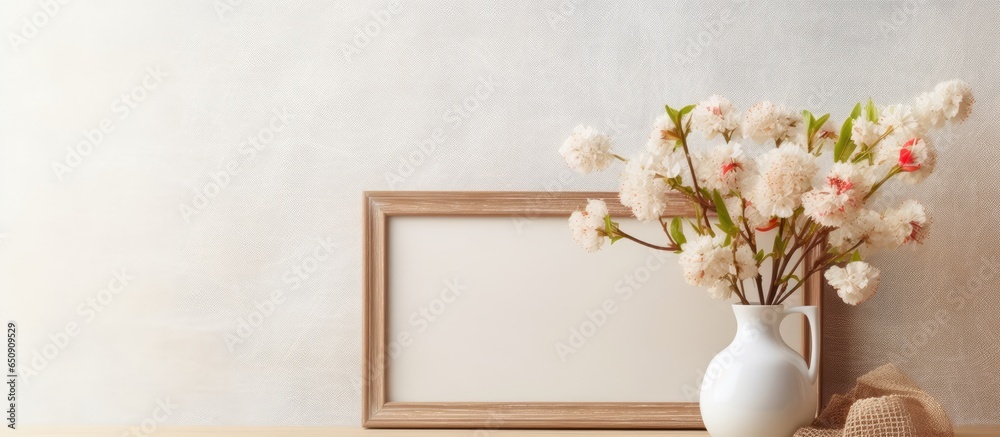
xmin=730 ymin=278 xmax=750 ymax=305
xmin=611 ymin=228 xmax=678 ymax=252
xmin=766 ymin=219 xmax=788 ymax=304
xmin=730 ymin=243 xmax=751 ymax=305
xmin=774 ymin=273 xmax=811 ymax=306
xmin=782 ymin=228 xmax=828 ymax=291
xmin=771 ymin=224 xmax=798 ymax=304
xmin=774 ymin=228 xmax=829 ymax=301
xmin=678 ymin=129 xmax=713 ymax=231
xmin=668 ymin=181 xmax=714 ymax=210
xmin=658 ymin=217 xmax=674 ymax=244
xmin=738 ymin=200 xmax=766 ymax=305
xmin=770 ymin=214 xmax=820 ymax=305
xmin=772 ymin=218 xmax=822 ymax=301
xmin=774 ymin=238 xmax=865 ymax=305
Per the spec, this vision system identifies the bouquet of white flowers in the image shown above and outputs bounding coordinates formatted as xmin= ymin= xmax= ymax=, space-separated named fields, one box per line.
xmin=559 ymin=80 xmax=973 ymax=306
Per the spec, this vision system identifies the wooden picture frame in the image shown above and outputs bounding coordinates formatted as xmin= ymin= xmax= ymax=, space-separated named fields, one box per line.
xmin=363 ymin=191 xmax=822 ymax=429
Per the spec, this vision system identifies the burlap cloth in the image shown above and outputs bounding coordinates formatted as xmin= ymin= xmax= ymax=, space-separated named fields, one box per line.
xmin=794 ymin=364 xmax=954 ymax=437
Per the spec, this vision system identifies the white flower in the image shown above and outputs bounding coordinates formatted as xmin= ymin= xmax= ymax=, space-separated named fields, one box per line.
xmin=829 ymin=210 xmax=874 ymax=252
xmin=696 ymin=142 xmax=755 ymax=194
xmin=646 ymin=113 xmax=678 ymax=155
xmin=913 ymin=91 xmax=947 ymax=131
xmin=750 ymin=143 xmax=819 ymax=218
xmin=812 ymin=119 xmax=839 ymax=153
xmin=911 ymin=80 xmax=973 ymax=130
xmin=619 ymin=153 xmax=668 ymax=222
xmin=850 ymin=116 xmax=885 ymax=147
xmin=935 ymin=79 xmax=974 ymax=124
xmin=828 ymin=209 xmax=902 ymax=255
xmin=853 ymin=162 xmax=881 ymax=190
xmin=559 ymin=125 xmax=614 ymax=174
xmin=870 ymin=214 xmax=902 ymax=251
xmin=874 ymin=135 xmax=902 ymax=166
xmin=879 ymin=104 xmax=924 ymax=140
xmin=741 ymin=101 xmax=800 ymax=144
xmin=731 ymin=244 xmax=759 ymax=280
xmin=691 ymin=95 xmax=740 ymax=140
xmin=725 ymin=194 xmax=770 ymax=229
xmin=568 ymin=199 xmax=609 ymax=252
xmin=659 ymin=149 xmax=687 ymax=179
xmin=679 ymin=235 xmax=730 ymax=288
xmin=802 ymin=163 xmax=868 ymax=227
xmin=681 ymin=237 xmax=756 ymax=301
xmin=825 ymin=261 xmax=880 ymax=305
xmin=787 ymin=131 xmax=809 ymax=149
xmin=883 ymin=199 xmax=930 ymax=245
xmin=707 ymin=283 xmax=733 ymax=301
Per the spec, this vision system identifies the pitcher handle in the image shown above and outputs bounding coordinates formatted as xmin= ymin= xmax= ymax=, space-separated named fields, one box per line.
xmin=784 ymin=306 xmax=819 ymax=384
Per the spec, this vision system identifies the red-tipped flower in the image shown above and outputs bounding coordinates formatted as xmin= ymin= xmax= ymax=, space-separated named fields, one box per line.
xmin=898 ymin=138 xmax=922 ymax=172
xmin=721 ymin=161 xmax=743 ymax=176
xmin=827 ymin=175 xmax=854 ymax=195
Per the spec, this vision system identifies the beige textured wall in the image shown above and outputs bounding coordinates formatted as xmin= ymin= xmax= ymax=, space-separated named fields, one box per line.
xmin=2 ymin=0 xmax=997 ymax=427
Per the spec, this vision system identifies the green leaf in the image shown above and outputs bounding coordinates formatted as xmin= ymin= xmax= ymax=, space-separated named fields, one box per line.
xmin=849 ymin=102 xmax=862 ymax=120
xmin=669 ymin=217 xmax=687 ymax=248
xmin=842 ymin=140 xmax=858 ymax=161
xmin=665 ymin=105 xmax=679 ymax=123
xmin=865 ymin=98 xmax=878 ymax=123
xmin=669 ymin=178 xmax=694 ymax=197
xmin=723 ymin=233 xmax=732 ymax=247
xmin=814 ymin=113 xmax=830 ymax=131
xmin=772 ymin=223 xmax=786 ymax=255
xmin=684 ymin=218 xmax=700 ymax=234
xmin=780 ymin=274 xmax=801 ymax=284
xmin=671 ymin=104 xmax=695 ymax=130
xmin=754 ymin=250 xmax=765 ymax=263
xmin=850 ymin=250 xmax=862 ymax=262
xmin=699 ymin=187 xmax=713 ymax=200
xmin=711 ymin=190 xmax=738 ymax=236
xmin=833 ymin=117 xmax=854 ymax=162
xmin=802 ymin=110 xmax=816 ymax=138
xmin=604 ymin=216 xmax=623 ymax=244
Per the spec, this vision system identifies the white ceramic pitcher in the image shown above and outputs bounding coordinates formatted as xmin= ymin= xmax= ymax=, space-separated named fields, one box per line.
xmin=700 ymin=305 xmax=820 ymax=437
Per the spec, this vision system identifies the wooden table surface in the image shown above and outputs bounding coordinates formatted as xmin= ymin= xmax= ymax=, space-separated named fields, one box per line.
xmin=13 ymin=427 xmax=1000 ymax=436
